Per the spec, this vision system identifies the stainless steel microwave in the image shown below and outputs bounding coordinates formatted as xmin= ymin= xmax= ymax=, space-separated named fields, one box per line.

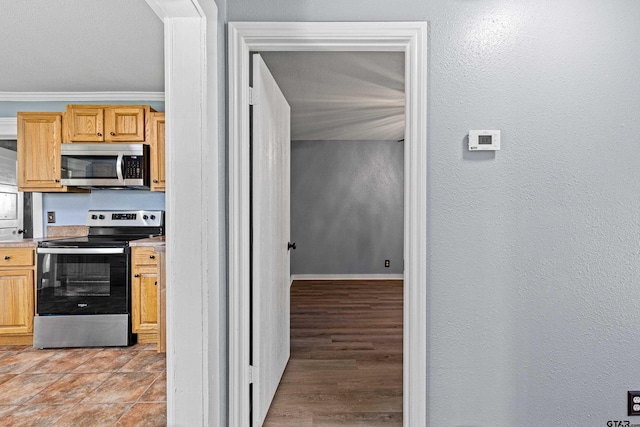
xmin=60 ymin=143 xmax=149 ymax=188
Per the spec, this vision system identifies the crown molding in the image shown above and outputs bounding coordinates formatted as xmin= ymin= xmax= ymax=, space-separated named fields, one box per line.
xmin=0 ymin=117 xmax=17 ymax=139
xmin=0 ymin=92 xmax=165 ymax=102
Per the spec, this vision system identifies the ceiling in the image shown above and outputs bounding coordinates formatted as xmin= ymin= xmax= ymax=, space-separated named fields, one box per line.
xmin=0 ymin=0 xmax=163 ymax=92
xmin=0 ymin=1 xmax=405 ymax=140
xmin=261 ymin=52 xmax=405 ymax=141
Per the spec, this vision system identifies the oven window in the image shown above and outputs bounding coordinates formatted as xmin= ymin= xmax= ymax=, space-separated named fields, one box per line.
xmin=37 ymin=252 xmax=128 ymax=315
xmin=54 ymin=259 xmax=111 ymax=297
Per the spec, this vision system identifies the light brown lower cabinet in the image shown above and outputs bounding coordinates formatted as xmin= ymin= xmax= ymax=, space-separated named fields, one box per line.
xmin=131 ymin=247 xmax=159 ymax=344
xmin=0 ymin=248 xmax=35 ymax=345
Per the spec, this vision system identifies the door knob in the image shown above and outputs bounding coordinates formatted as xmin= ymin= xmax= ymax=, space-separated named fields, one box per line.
xmin=287 ymin=242 xmax=296 ymax=251
xmin=17 ymin=229 xmax=25 ymax=234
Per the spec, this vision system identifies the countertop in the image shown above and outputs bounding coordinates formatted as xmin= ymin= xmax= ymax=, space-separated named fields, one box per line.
xmin=128 ymin=235 xmax=166 ymax=248
xmin=0 ymin=225 xmax=92 ymax=248
xmin=0 ymin=238 xmax=41 ymax=248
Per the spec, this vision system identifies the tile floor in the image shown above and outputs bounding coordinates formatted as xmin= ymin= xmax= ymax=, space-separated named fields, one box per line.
xmin=0 ymin=343 xmax=166 ymax=427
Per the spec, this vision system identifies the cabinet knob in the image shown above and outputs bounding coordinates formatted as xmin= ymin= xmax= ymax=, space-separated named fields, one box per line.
xmin=134 ymin=274 xmax=139 ymax=278
xmin=54 ymin=179 xmax=60 ymax=183
xmin=149 ymin=255 xmax=155 ymax=259
xmin=4 ymin=256 xmax=9 ymax=260
xmin=153 ymin=179 xmax=159 ymax=183
xmin=154 ymin=281 xmax=158 ymax=287
xmin=97 ymin=132 xmax=102 ymax=137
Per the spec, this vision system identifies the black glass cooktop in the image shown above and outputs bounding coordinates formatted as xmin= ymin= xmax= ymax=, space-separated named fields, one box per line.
xmin=39 ymin=237 xmax=131 ymax=248
xmin=38 ymin=227 xmax=163 ymax=249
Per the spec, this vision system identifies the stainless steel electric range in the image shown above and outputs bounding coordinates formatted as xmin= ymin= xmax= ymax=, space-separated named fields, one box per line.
xmin=33 ymin=210 xmax=164 ymax=348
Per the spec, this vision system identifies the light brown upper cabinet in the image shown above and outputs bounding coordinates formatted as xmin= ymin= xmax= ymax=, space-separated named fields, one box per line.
xmin=17 ymin=112 xmax=66 ymax=191
xmin=149 ymin=112 xmax=165 ymax=192
xmin=65 ymin=105 xmax=152 ymax=143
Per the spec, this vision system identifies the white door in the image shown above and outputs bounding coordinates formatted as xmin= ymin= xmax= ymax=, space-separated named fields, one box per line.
xmin=0 ymin=147 xmax=23 ymax=240
xmin=251 ymin=53 xmax=292 ymax=426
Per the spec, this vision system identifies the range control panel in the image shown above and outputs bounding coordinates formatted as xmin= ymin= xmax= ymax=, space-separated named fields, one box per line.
xmin=86 ymin=210 xmax=164 ymax=227
xmin=112 ymin=213 xmax=138 ymax=220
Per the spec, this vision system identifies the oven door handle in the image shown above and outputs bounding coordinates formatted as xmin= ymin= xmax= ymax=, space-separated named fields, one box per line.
xmin=37 ymin=248 xmax=126 ymax=255
xmin=116 ymin=154 xmax=124 ymax=182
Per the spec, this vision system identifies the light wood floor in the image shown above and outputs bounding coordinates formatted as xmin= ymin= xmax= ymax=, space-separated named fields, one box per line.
xmin=263 ymin=280 xmax=403 ymax=427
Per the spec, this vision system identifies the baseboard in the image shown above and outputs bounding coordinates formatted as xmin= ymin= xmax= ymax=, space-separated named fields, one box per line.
xmin=291 ymin=274 xmax=404 ymax=281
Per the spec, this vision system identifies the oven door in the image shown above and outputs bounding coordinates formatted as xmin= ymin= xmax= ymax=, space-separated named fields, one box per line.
xmin=36 ymin=247 xmax=129 ymax=315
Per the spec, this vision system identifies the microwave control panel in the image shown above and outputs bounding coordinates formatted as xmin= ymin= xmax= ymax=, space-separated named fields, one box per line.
xmin=124 ymin=156 xmax=144 ymax=179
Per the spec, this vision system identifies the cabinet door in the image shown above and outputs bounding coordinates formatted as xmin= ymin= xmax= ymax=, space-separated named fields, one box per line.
xmin=105 ymin=106 xmax=146 ymax=142
xmin=132 ymin=265 xmax=158 ymax=334
xmin=66 ymin=105 xmax=105 ymax=142
xmin=149 ymin=113 xmax=165 ymax=192
xmin=0 ymin=269 xmax=34 ymax=335
xmin=17 ymin=113 xmax=65 ymax=190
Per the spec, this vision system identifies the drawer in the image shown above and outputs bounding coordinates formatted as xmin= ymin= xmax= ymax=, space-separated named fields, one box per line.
xmin=132 ymin=247 xmax=159 ymax=266
xmin=0 ymin=248 xmax=34 ymax=267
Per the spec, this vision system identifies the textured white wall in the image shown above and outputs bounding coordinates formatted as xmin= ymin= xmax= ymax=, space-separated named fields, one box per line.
xmin=229 ymin=1 xmax=640 ymax=425
xmin=0 ymin=0 xmax=163 ymax=92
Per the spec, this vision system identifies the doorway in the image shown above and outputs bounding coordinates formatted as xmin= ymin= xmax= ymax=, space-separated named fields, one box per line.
xmin=228 ymin=22 xmax=428 ymax=426
xmin=0 ymin=143 xmax=30 ymax=240
xmin=256 ymin=49 xmax=406 ymax=425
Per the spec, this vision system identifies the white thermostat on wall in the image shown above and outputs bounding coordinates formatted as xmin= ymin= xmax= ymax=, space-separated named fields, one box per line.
xmin=468 ymin=130 xmax=501 ymax=151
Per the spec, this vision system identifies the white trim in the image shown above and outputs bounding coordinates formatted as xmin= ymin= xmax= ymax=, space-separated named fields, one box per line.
xmin=145 ymin=0 xmax=203 ymax=19
xmin=228 ymin=21 xmax=428 ymax=427
xmin=146 ymin=0 xmax=219 ymax=426
xmin=0 ymin=92 xmax=164 ymax=102
xmin=291 ymin=274 xmax=404 ymax=281
xmin=0 ymin=118 xmax=17 ymax=139
xmin=31 ymin=193 xmax=44 ymax=239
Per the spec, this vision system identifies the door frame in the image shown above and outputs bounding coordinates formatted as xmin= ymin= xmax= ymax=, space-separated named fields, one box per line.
xmin=0 ymin=123 xmax=43 ymax=238
xmin=228 ymin=22 xmax=428 ymax=426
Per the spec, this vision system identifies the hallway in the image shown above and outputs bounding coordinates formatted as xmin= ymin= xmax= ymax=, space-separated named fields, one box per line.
xmin=264 ymin=280 xmax=403 ymax=426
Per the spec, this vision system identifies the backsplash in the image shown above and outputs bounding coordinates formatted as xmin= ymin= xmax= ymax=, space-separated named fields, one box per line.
xmin=42 ymin=190 xmax=165 ymax=230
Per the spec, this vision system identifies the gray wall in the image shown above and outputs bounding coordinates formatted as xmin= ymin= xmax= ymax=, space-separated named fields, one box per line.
xmin=291 ymin=140 xmax=403 ymax=275
xmin=230 ymin=1 xmax=640 ymax=426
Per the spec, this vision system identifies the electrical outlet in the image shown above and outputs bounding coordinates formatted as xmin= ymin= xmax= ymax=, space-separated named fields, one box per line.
xmin=628 ymin=391 xmax=640 ymax=416
xmin=385 ymin=260 xmax=390 ymax=268
xmin=47 ymin=211 xmax=56 ymax=224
